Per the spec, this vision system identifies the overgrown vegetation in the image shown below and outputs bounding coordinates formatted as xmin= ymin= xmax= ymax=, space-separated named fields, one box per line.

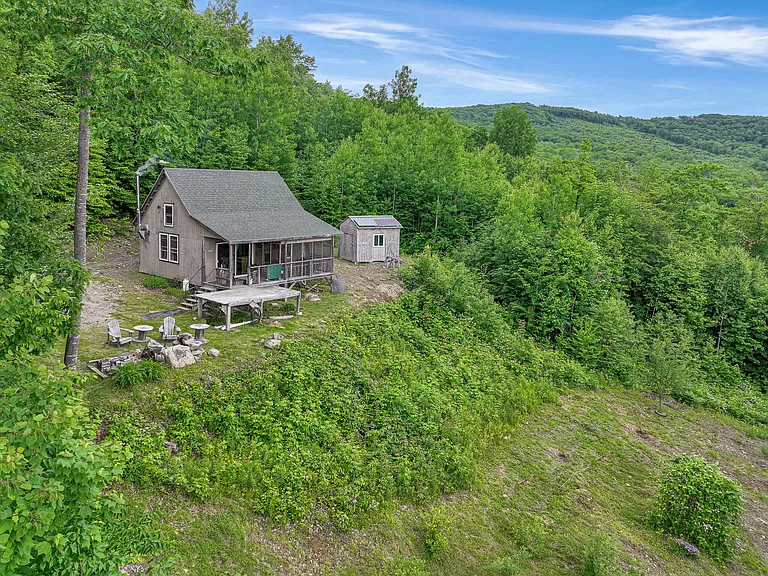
xmin=141 ymin=275 xmax=170 ymax=290
xmin=0 ymin=220 xmax=168 ymax=573
xmin=580 ymin=533 xmax=623 ymax=576
xmin=112 ymin=360 xmax=169 ymax=389
xmin=103 ymin=257 xmax=590 ymax=524
xmin=652 ymin=454 xmax=743 ymax=562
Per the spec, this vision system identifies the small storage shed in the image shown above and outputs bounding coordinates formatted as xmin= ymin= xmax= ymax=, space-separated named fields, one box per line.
xmin=339 ymin=215 xmax=402 ymax=263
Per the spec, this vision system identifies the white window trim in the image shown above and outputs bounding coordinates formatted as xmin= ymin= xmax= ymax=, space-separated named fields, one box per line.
xmin=373 ymin=233 xmax=385 ymax=247
xmin=159 ymin=233 xmax=179 ymax=264
xmin=163 ymin=203 xmax=174 ymax=228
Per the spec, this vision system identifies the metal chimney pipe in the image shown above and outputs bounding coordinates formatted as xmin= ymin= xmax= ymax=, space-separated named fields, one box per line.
xmin=136 ymin=171 xmax=142 ymax=228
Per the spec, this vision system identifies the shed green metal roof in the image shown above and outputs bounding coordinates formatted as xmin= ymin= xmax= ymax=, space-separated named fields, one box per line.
xmin=159 ymin=168 xmax=341 ymax=243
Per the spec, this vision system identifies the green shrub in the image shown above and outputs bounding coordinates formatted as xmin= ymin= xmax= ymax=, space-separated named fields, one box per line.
xmin=112 ymin=362 xmax=145 ymax=388
xmin=112 ymin=360 xmax=169 ymax=389
xmin=139 ymin=359 xmax=170 ymax=382
xmin=142 ymin=274 xmax=169 ymax=289
xmin=580 ymin=533 xmax=622 ymax=576
xmin=653 ymin=454 xmax=743 ymax=562
xmin=423 ymin=511 xmax=451 ymax=558
xmin=488 ymin=556 xmax=519 ymax=575
xmin=0 ymin=360 xmax=146 ymax=574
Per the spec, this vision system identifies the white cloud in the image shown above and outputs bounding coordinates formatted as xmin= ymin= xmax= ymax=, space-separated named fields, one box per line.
xmin=476 ymin=14 xmax=768 ymax=66
xmin=317 ymin=57 xmax=371 ymax=66
xmin=654 ymin=81 xmax=694 ymax=90
xmin=410 ymin=62 xmax=551 ymax=94
xmin=255 ymin=14 xmax=504 ymax=64
xmin=255 ymin=13 xmax=555 ymax=95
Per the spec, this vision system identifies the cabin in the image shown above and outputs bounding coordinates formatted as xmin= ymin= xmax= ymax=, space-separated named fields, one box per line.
xmin=339 ymin=215 xmax=402 ymax=264
xmin=137 ymin=168 xmax=341 ymax=288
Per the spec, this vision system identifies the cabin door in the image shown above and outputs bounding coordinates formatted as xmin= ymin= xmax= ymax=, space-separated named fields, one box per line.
xmin=203 ymin=238 xmax=217 ymax=284
xmin=234 ymin=243 xmax=249 ymax=280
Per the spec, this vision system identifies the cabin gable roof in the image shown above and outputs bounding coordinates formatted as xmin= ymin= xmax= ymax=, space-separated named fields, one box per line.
xmin=144 ymin=168 xmax=340 ymax=243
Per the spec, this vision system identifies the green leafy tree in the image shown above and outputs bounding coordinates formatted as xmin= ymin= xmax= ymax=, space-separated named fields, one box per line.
xmin=490 ymin=105 xmax=537 ymax=158
xmin=390 ymin=65 xmax=420 ymax=107
xmin=9 ymin=0 xmax=238 ymax=368
xmin=0 ymin=220 xmax=168 ymax=574
xmin=642 ymin=317 xmax=693 ymax=415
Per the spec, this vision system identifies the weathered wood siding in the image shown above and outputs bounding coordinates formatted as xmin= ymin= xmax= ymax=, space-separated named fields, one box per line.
xmin=338 ymin=218 xmax=358 ymax=263
xmin=138 ymin=176 xmax=222 ymax=284
xmin=338 ymin=218 xmax=400 ymax=263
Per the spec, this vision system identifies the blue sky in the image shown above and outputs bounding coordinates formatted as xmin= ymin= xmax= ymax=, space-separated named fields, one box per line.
xmin=215 ymin=0 xmax=768 ymax=117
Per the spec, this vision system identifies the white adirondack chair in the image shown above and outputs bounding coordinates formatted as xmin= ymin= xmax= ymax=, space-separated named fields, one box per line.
xmin=159 ymin=316 xmax=181 ymax=342
xmin=107 ymin=320 xmax=134 ymax=346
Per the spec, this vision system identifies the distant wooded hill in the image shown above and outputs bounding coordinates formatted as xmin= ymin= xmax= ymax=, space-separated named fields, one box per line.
xmin=448 ymin=103 xmax=768 ymax=175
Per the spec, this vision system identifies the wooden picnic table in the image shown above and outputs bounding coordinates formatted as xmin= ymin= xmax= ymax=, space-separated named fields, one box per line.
xmin=194 ymin=285 xmax=301 ymax=332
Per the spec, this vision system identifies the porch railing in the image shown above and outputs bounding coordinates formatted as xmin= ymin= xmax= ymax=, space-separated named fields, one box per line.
xmin=215 ymin=267 xmax=230 ymax=286
xmin=249 ymin=257 xmax=333 ymax=284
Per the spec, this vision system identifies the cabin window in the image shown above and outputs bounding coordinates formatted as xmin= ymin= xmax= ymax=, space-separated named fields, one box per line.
xmin=159 ymin=233 xmax=179 ymax=264
xmin=163 ymin=203 xmax=174 ymax=227
xmin=373 ymin=234 xmax=385 ymax=247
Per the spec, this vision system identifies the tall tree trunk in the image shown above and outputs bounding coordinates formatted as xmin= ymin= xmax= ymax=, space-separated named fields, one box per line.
xmin=63 ymin=83 xmax=91 ymax=369
xmin=716 ymin=284 xmax=730 ymax=351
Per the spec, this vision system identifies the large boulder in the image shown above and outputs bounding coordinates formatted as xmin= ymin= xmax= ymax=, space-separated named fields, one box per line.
xmin=163 ymin=345 xmax=196 ymax=369
xmin=330 ymin=276 xmax=346 ymax=294
xmin=177 ymin=333 xmax=194 ymax=346
xmin=188 ymin=339 xmax=204 ymax=351
xmin=145 ymin=338 xmax=164 ymax=354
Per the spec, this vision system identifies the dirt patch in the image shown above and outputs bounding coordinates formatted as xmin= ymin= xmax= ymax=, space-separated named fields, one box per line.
xmin=333 ymin=259 xmax=404 ymax=304
xmin=621 ymin=423 xmax=661 ymax=447
xmin=80 ymin=233 xmax=149 ymax=328
xmin=544 ymin=447 xmax=571 ymax=461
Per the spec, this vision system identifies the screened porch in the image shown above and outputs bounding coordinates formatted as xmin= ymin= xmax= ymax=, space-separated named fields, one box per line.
xmin=212 ymin=238 xmax=334 ymax=287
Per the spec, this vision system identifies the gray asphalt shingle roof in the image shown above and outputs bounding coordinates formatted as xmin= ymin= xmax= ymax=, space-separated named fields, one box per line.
xmin=161 ymin=169 xmax=340 ymax=243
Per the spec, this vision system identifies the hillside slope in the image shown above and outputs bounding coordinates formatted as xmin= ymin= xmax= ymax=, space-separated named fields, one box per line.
xmin=144 ymin=387 xmax=768 ymax=575
xmin=449 ymin=103 xmax=768 ymax=177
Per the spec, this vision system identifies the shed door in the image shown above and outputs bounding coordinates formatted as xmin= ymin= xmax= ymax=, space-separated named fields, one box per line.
xmin=372 ymin=232 xmax=386 ymax=262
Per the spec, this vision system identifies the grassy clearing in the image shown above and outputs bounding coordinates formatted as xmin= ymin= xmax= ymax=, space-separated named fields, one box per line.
xmin=90 ymin=290 xmax=589 ymax=521
xmin=77 ymin=282 xmax=349 ymax=399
